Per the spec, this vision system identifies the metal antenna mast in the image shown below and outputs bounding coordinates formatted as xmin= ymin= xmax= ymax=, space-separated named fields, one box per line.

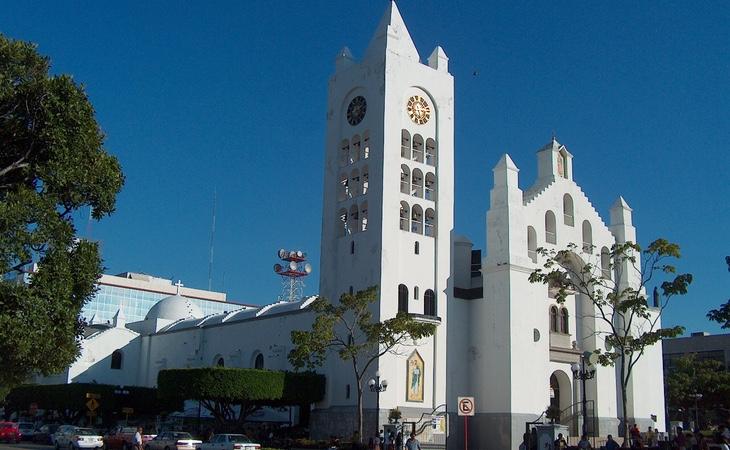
xmin=273 ymin=249 xmax=312 ymax=302
xmin=207 ymin=188 xmax=217 ymax=291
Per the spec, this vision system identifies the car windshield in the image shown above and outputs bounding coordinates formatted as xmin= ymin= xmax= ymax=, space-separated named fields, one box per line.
xmin=75 ymin=429 xmax=98 ymax=436
xmin=228 ymin=435 xmax=252 ymax=443
xmin=171 ymin=433 xmax=192 ymax=440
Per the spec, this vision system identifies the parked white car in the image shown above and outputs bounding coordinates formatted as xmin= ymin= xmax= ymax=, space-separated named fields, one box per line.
xmin=55 ymin=427 xmax=104 ymax=450
xmin=145 ymin=431 xmax=201 ymax=450
xmin=197 ymin=434 xmax=260 ymax=450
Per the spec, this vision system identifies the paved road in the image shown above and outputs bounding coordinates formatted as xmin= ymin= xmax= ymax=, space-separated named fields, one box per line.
xmin=0 ymin=444 xmax=52 ymax=450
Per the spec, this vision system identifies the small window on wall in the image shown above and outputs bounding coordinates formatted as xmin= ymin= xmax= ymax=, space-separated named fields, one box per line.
xmin=412 ymin=134 xmax=424 ymax=163
xmin=350 ymin=241 xmax=355 ymax=254
xmin=400 ymin=202 xmax=410 ymax=231
xmin=563 ymin=194 xmax=574 ymax=226
xmin=111 ymin=350 xmax=123 ymax=370
xmin=254 ymin=353 xmax=264 ymax=369
xmin=362 ymin=166 xmax=369 ymax=194
xmin=527 ymin=226 xmax=537 ymax=263
xmin=414 ymin=286 xmax=419 ymax=300
xmin=582 ymin=220 xmax=592 ymax=253
xmin=557 ymin=152 xmax=566 ymax=178
xmin=545 ymin=211 xmax=557 ymax=244
xmin=398 ymin=284 xmax=408 ymax=313
xmin=401 ymin=130 xmax=411 ymax=159
xmin=549 ymin=306 xmax=558 ymax=332
xmin=560 ymin=308 xmax=569 ymax=334
xmin=424 ymin=289 xmax=436 ymax=316
xmin=360 ymin=201 xmax=368 ymax=232
xmin=340 ymin=140 xmax=350 ymax=167
xmin=351 ymin=135 xmax=361 ymax=164
xmin=400 ymin=165 xmax=411 ymax=194
xmin=425 ymin=138 xmax=437 ymax=166
xmin=346 ymin=384 xmax=351 ymax=399
xmin=601 ymin=247 xmax=611 ymax=279
xmin=362 ymin=131 xmax=370 ymax=159
xmin=414 ymin=241 xmax=420 ymax=255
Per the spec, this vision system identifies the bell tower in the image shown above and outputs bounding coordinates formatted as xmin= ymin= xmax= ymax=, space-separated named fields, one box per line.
xmin=317 ymin=1 xmax=454 ymax=441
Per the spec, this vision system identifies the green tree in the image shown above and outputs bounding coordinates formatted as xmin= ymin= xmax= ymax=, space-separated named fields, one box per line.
xmin=157 ymin=368 xmax=325 ymax=428
xmin=529 ymin=239 xmax=691 ymax=443
xmin=666 ymin=355 xmax=730 ymax=427
xmin=288 ymin=286 xmax=436 ymax=442
xmin=0 ymin=34 xmax=124 ymax=390
xmin=707 ymin=256 xmax=730 ymax=329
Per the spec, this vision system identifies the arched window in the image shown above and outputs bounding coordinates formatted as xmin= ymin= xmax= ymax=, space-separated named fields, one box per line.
xmin=111 ymin=350 xmax=123 ymax=370
xmin=414 ymin=241 xmax=420 ymax=255
xmin=601 ymin=246 xmax=611 ymax=279
xmin=338 ymin=173 xmax=348 ymax=202
xmin=360 ymin=201 xmax=368 ymax=232
xmin=337 ymin=208 xmax=347 ymax=237
xmin=411 ymin=168 xmax=424 ymax=198
xmin=216 ymin=357 xmax=225 ymax=367
xmin=560 ymin=308 xmax=569 ymax=334
xmin=424 ymin=208 xmax=436 ymax=237
xmin=550 ymin=306 xmax=558 ymax=332
xmin=362 ymin=165 xmax=369 ymax=194
xmin=362 ymin=131 xmax=370 ymax=159
xmin=545 ymin=211 xmax=557 ymax=244
xmin=424 ymin=289 xmax=436 ymax=316
xmin=401 ymin=129 xmax=411 ymax=159
xmin=424 ymin=172 xmax=436 ymax=201
xmin=414 ymin=286 xmax=419 ymax=300
xmin=350 ymin=169 xmax=360 ymax=197
xmin=348 ymin=205 xmax=359 ymax=234
xmin=351 ymin=134 xmax=361 ymax=164
xmin=563 ymin=194 xmax=574 ymax=226
xmin=527 ymin=226 xmax=537 ymax=262
xmin=412 ymin=134 xmax=424 ymax=162
xmin=254 ymin=353 xmax=264 ymax=369
xmin=582 ymin=220 xmax=592 ymax=253
xmin=400 ymin=165 xmax=411 ymax=194
xmin=411 ymin=204 xmax=423 ymax=234
xmin=425 ymin=138 xmax=437 ymax=166
xmin=399 ymin=201 xmax=410 ymax=231
xmin=398 ymin=284 xmax=408 ymax=313
xmin=339 ymin=139 xmax=349 ymax=167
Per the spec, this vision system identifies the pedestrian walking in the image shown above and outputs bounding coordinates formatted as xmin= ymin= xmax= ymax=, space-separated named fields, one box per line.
xmin=405 ymin=432 xmax=421 ymax=450
xmin=577 ymin=433 xmax=592 ymax=450
xmin=134 ymin=427 xmax=143 ymax=450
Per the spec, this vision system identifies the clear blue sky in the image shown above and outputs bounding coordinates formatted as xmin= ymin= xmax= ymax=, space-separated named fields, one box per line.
xmin=3 ymin=1 xmax=728 ymax=335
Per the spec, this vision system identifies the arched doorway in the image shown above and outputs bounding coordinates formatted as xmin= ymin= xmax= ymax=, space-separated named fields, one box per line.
xmin=550 ymin=370 xmax=572 ymax=423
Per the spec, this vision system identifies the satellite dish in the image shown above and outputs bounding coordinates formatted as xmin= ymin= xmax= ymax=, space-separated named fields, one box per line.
xmin=289 ymin=261 xmax=297 ymax=271
xmin=296 ymin=250 xmax=303 ymax=258
xmin=304 ymin=263 xmax=312 ymax=274
xmin=273 ymin=264 xmax=282 ymax=273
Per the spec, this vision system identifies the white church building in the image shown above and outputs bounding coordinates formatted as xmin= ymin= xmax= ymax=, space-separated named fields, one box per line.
xmin=45 ymin=3 xmax=666 ymax=449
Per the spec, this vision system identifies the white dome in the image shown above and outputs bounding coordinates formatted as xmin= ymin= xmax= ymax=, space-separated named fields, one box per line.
xmin=145 ymin=294 xmax=204 ymax=321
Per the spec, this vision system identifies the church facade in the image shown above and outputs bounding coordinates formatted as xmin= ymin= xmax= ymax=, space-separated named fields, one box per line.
xmin=45 ymin=3 xmax=666 ymax=450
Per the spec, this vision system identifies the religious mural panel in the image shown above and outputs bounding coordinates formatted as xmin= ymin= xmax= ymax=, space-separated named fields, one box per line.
xmin=406 ymin=350 xmax=424 ymax=402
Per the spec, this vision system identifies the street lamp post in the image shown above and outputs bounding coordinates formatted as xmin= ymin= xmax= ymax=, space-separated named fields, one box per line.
xmin=571 ymin=352 xmax=596 ymax=437
xmin=368 ymin=371 xmax=388 ymax=442
xmin=690 ymin=393 xmax=703 ymax=430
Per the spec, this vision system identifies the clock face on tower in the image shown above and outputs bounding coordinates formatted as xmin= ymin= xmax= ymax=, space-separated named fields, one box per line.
xmin=407 ymin=95 xmax=431 ymax=125
xmin=346 ymin=96 xmax=367 ymax=126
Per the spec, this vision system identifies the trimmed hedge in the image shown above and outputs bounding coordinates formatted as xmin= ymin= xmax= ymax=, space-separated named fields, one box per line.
xmin=157 ymin=368 xmax=325 ymax=405
xmin=5 ymin=383 xmax=180 ymax=416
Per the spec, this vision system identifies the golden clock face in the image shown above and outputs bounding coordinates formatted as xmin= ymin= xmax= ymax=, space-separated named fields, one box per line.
xmin=346 ymin=96 xmax=367 ymax=126
xmin=407 ymin=95 xmax=431 ymax=125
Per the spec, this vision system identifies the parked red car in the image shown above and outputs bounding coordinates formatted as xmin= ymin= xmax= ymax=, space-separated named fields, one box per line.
xmin=0 ymin=422 xmax=21 ymax=443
